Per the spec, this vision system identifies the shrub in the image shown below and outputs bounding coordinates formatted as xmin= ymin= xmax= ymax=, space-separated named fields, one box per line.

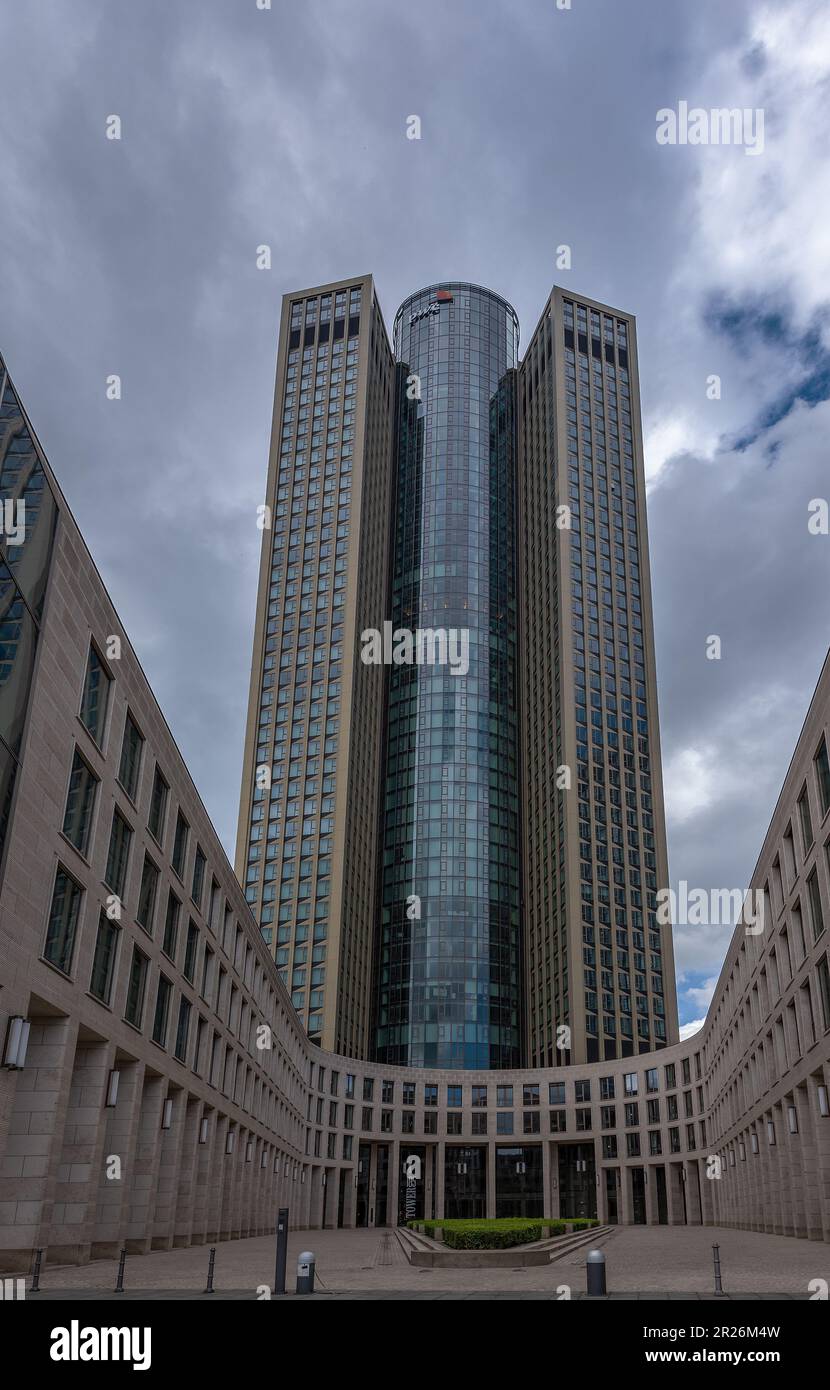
xmin=408 ymin=1218 xmax=543 ymax=1248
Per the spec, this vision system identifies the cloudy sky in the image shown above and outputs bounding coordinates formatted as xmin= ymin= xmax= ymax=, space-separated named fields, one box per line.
xmin=2 ymin=0 xmax=828 ymax=1034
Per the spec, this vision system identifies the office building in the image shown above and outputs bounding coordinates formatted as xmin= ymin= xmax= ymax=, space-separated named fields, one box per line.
xmin=239 ymin=279 xmax=677 ymax=1066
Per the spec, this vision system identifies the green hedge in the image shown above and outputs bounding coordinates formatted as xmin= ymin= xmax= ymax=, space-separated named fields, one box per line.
xmin=408 ymin=1218 xmax=555 ymax=1249
xmin=406 ymin=1215 xmax=599 ymax=1247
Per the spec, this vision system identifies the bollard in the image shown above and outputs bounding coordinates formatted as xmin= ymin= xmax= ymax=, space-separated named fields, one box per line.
xmin=712 ymin=1242 xmax=724 ymax=1295
xmin=586 ymin=1248 xmax=607 ymax=1297
xmin=30 ymin=1248 xmax=43 ymax=1294
xmin=205 ymin=1246 xmax=216 ymax=1294
xmin=114 ymin=1248 xmax=127 ymax=1293
xmin=274 ymin=1207 xmax=289 ymax=1295
xmin=296 ymin=1250 xmax=316 ymax=1295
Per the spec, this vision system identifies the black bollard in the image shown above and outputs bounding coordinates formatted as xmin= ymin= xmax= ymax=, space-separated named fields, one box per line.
xmin=205 ymin=1246 xmax=216 ymax=1294
xmin=30 ymin=1248 xmax=43 ymax=1294
xmin=274 ymin=1207 xmax=289 ymax=1295
xmin=586 ymin=1248 xmax=607 ymax=1296
xmin=713 ymin=1242 xmax=724 ymax=1295
xmin=114 ymin=1247 xmax=127 ymax=1293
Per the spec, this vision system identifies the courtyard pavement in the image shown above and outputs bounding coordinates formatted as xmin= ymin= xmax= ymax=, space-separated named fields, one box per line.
xmin=5 ymin=1225 xmax=828 ymax=1299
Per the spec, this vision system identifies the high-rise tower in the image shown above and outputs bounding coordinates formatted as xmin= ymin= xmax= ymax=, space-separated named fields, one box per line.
xmin=238 ymin=278 xmax=678 ymax=1067
xmin=237 ymin=275 xmax=395 ymax=1054
xmin=374 ymin=283 xmax=522 ymax=1070
xmin=520 ymin=288 xmax=678 ymax=1065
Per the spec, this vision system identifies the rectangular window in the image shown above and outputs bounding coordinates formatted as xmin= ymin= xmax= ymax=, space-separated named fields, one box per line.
xmin=523 ymin=1083 xmax=541 ymax=1106
xmin=549 ymin=1082 xmax=565 ymax=1105
xmin=382 ymin=1080 xmax=394 ymax=1104
xmin=815 ymin=738 xmax=830 ymax=818
xmin=471 ymin=1113 xmax=487 ymax=1135
xmin=447 ymin=1113 xmax=463 ymax=1135
xmin=43 ymin=867 xmax=83 ymax=973
xmin=124 ymin=946 xmax=148 ymax=1027
xmin=79 ymin=643 xmax=111 ymax=745
xmin=497 ymin=1085 xmax=513 ymax=1107
xmin=574 ymin=1080 xmax=591 ymax=1103
xmin=162 ymin=890 xmax=181 ymax=960
xmin=152 ymin=974 xmax=173 ymax=1045
xmin=201 ymin=946 xmax=214 ymax=1001
xmin=600 ymin=1076 xmax=615 ymax=1100
xmin=136 ymin=855 xmax=159 ymax=934
xmin=62 ymin=750 xmax=98 ymax=855
xmin=172 ymin=810 xmax=189 ymax=878
xmin=174 ymin=997 xmax=191 ymax=1062
xmin=523 ymin=1110 xmax=541 ymax=1134
xmin=472 ymin=1085 xmax=487 ymax=1106
xmin=362 ymin=1077 xmax=374 ymax=1102
xmin=496 ymin=1112 xmax=514 ymax=1135
xmin=646 ymin=1068 xmax=659 ymax=1092
xmin=148 ymin=765 xmax=169 ymax=844
xmin=104 ymin=810 xmax=132 ymax=899
xmin=807 ymin=869 xmax=825 ymax=941
xmin=183 ymin=921 xmax=199 ymax=982
xmin=447 ymin=1085 xmax=462 ymax=1107
xmin=817 ymin=954 xmax=830 ymax=1032
xmin=664 ymin=1063 xmax=676 ymax=1089
xmin=118 ymin=712 xmax=144 ymax=800
xmin=191 ymin=846 xmax=206 ymax=908
xmin=798 ymin=785 xmax=814 ymax=853
xmin=424 ymin=1084 xmax=437 ymax=1106
xmin=624 ymin=1072 xmax=638 ymax=1095
xmin=89 ymin=909 xmax=120 ymax=1003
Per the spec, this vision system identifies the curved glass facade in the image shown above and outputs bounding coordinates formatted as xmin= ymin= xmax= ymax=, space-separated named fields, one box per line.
xmin=374 ymin=283 xmax=522 ymax=1069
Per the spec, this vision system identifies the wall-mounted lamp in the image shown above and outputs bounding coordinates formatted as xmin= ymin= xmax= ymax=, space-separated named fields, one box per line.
xmin=274 ymin=1157 xmax=280 ymax=1175
xmin=767 ymin=1121 xmax=776 ymax=1145
xmin=2 ymin=1016 xmax=30 ymax=1070
xmin=751 ymin=1133 xmax=759 ymax=1154
xmin=261 ymin=1150 xmax=268 ymax=1169
xmin=226 ymin=1130 xmax=235 ymax=1155
xmin=246 ymin=1140 xmax=253 ymax=1163
xmin=819 ymin=1086 xmax=829 ymax=1118
xmin=787 ymin=1106 xmax=798 ymax=1134
xmin=161 ymin=1098 xmax=173 ymax=1130
xmin=199 ymin=1117 xmax=209 ymax=1144
xmin=105 ymin=1069 xmax=120 ymax=1108
xmin=739 ymin=1142 xmax=746 ymax=1161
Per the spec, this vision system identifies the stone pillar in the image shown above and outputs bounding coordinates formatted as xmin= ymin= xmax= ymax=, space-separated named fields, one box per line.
xmin=642 ymin=1165 xmax=655 ymax=1225
xmin=542 ymin=1141 xmax=553 ymax=1219
xmin=91 ymin=1058 xmax=145 ymax=1260
xmin=486 ymin=1141 xmax=497 ymax=1218
xmin=152 ymin=1088 xmax=188 ymax=1250
xmin=387 ymin=1144 xmax=400 ymax=1227
xmin=619 ymin=1164 xmax=633 ymax=1225
xmin=172 ymin=1097 xmax=201 ymax=1248
xmin=0 ymin=1014 xmax=79 ymax=1271
xmin=125 ymin=1071 xmax=166 ymax=1254
xmin=435 ymin=1141 xmax=446 ymax=1219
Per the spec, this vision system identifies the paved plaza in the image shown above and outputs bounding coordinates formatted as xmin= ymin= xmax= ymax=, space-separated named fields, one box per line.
xmin=6 ymin=1226 xmax=827 ymax=1299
